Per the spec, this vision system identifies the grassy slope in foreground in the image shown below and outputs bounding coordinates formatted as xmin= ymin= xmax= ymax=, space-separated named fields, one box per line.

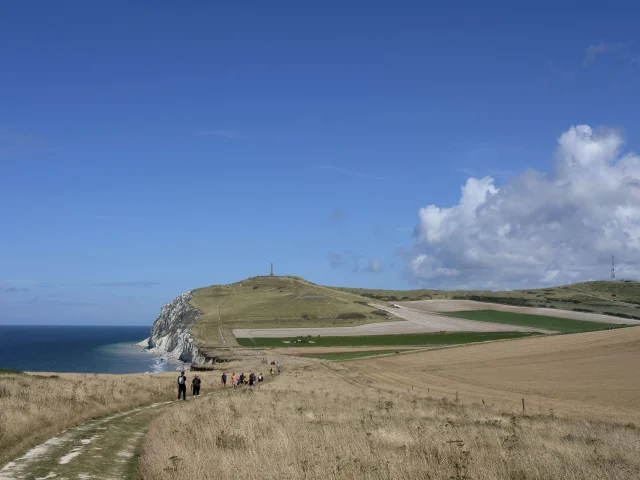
xmin=443 ymin=309 xmax=630 ymax=333
xmin=237 ymin=331 xmax=537 ymax=347
xmin=189 ymin=276 xmax=392 ymax=346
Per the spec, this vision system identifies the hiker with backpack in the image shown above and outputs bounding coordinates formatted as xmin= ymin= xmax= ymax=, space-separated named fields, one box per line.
xmin=177 ymin=371 xmax=187 ymax=400
xmin=192 ymin=375 xmax=201 ymax=397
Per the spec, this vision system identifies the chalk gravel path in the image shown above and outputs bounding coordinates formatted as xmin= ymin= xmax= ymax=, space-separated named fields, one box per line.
xmin=0 ymin=399 xmax=181 ymax=480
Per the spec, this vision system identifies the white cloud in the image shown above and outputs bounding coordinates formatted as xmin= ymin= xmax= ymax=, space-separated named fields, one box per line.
xmin=409 ymin=125 xmax=640 ymax=288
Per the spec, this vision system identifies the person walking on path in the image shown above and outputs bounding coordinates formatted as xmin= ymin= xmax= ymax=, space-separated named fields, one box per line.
xmin=221 ymin=372 xmax=227 ymax=387
xmin=177 ymin=371 xmax=187 ymax=401
xmin=192 ymin=375 xmax=201 ymax=397
xmin=231 ymin=373 xmax=237 ymax=389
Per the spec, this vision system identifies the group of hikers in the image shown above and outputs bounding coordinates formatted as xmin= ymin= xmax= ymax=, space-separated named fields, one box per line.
xmin=176 ymin=371 xmax=201 ymax=400
xmin=177 ymin=360 xmax=281 ymax=400
xmin=221 ymin=371 xmax=263 ymax=388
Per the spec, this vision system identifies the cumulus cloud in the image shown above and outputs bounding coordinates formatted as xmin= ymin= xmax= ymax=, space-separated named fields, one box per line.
xmin=409 ymin=125 xmax=640 ymax=288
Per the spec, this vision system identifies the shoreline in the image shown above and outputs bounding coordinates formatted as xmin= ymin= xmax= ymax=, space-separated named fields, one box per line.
xmin=135 ymin=338 xmax=192 ymax=372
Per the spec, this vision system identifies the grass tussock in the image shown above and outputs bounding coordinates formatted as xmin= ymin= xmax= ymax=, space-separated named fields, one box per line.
xmin=137 ymin=365 xmax=640 ymax=480
xmin=0 ymin=371 xmax=215 ymax=465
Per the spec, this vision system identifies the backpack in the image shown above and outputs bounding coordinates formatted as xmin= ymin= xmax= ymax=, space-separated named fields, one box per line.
xmin=178 ymin=375 xmax=185 ymax=385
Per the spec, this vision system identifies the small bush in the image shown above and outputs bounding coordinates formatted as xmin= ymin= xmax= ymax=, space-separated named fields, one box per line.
xmin=337 ymin=312 xmax=367 ymax=320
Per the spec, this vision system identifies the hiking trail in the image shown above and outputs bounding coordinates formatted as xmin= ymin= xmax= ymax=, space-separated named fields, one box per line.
xmin=0 ymin=399 xmax=179 ymax=480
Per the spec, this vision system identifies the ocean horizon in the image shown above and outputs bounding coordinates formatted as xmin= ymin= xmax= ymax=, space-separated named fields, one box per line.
xmin=0 ymin=325 xmax=176 ymax=374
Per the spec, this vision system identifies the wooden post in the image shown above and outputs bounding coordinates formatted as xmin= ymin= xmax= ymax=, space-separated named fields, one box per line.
xmin=522 ymin=398 xmax=525 ymax=412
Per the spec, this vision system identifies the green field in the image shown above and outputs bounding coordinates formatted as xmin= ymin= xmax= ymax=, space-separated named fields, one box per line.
xmin=301 ymin=350 xmax=416 ymax=360
xmin=236 ymin=331 xmax=538 ymax=348
xmin=442 ymin=310 xmax=629 ymax=333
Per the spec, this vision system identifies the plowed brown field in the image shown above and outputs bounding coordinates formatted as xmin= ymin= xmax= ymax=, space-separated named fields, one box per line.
xmin=347 ymin=326 xmax=640 ymax=422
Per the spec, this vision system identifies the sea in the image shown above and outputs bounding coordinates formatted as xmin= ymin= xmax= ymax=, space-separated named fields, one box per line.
xmin=0 ymin=325 xmax=176 ymax=374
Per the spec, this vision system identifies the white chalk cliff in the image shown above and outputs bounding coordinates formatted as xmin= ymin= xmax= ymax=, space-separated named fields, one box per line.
xmin=148 ymin=291 xmax=206 ymax=364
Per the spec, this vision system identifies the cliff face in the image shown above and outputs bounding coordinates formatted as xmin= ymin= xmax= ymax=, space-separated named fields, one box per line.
xmin=148 ymin=292 xmax=205 ymax=364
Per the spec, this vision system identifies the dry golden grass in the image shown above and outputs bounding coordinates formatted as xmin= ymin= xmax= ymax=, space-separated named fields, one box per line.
xmin=137 ymin=357 xmax=640 ymax=480
xmin=348 ymin=326 xmax=640 ymax=423
xmin=0 ymin=370 xmax=218 ymax=465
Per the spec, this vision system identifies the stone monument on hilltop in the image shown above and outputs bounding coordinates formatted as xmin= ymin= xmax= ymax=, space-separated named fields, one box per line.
xmin=270 ymin=263 xmax=274 ymax=276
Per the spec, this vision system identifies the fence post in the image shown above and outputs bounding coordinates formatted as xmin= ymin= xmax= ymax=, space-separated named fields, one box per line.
xmin=456 ymin=391 xmax=459 ymax=402
xmin=522 ymin=398 xmax=525 ymax=412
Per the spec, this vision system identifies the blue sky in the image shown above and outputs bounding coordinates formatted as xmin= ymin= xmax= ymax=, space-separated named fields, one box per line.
xmin=2 ymin=1 xmax=640 ymax=325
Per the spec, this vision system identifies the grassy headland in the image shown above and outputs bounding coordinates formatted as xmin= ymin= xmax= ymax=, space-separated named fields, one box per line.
xmin=185 ymin=278 xmax=639 ymax=350
xmin=190 ymin=276 xmax=392 ymax=348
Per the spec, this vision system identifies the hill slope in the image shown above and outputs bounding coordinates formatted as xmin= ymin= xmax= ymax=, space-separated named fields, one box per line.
xmin=335 ymin=280 xmax=640 ymax=318
xmin=189 ymin=276 xmax=392 ymax=348
xmin=149 ymin=277 xmax=638 ymax=362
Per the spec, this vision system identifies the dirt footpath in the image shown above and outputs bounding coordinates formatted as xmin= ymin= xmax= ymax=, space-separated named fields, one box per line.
xmin=0 ymin=400 xmax=175 ymax=480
